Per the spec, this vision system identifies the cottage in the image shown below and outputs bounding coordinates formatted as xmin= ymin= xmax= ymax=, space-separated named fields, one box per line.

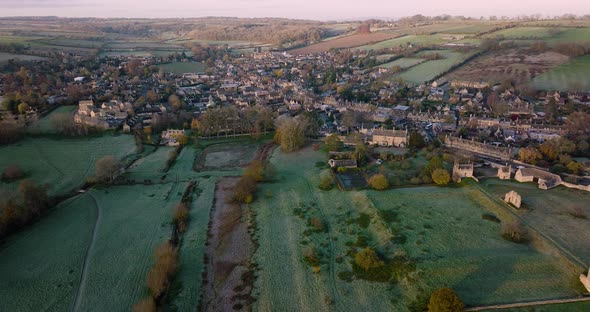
xmin=369 ymin=129 xmax=408 ymax=147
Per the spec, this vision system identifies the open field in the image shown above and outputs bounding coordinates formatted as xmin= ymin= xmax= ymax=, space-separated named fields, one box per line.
xmin=446 ymin=49 xmax=570 ymax=86
xmin=35 ymin=38 xmax=104 ymax=49
xmin=0 ymin=194 xmax=97 ymax=312
xmin=251 ymin=146 xmax=580 ymax=311
xmin=531 ymin=55 xmax=590 ymax=91
xmin=158 ymin=62 xmax=206 ymax=74
xmin=355 ymin=34 xmax=448 ymax=51
xmin=289 ymin=32 xmax=400 ymax=54
xmin=195 ymin=142 xmax=261 ymax=171
xmin=0 ymin=135 xmax=135 ymax=195
xmin=27 ymin=106 xmax=77 ymax=134
xmin=0 ymin=52 xmax=46 ymax=64
xmin=395 ymin=50 xmax=473 ymax=84
xmin=485 ymin=27 xmax=553 ymax=39
xmin=379 ymin=57 xmax=425 ymax=69
xmin=480 ymin=179 xmax=590 ymax=265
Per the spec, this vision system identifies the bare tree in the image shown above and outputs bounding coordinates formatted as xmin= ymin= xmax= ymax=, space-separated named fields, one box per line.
xmin=95 ymin=156 xmax=123 ymax=183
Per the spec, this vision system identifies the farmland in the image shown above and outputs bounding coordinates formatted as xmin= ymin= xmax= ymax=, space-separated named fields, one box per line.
xmin=250 ymin=146 xmax=581 ymax=311
xmin=289 ymin=33 xmax=400 ymax=54
xmin=158 ymin=62 xmax=207 ymax=74
xmin=485 ymin=27 xmax=553 ymax=39
xmin=394 ymin=50 xmax=473 ymax=84
xmin=355 ymin=34 xmax=448 ymax=51
xmin=0 ymin=52 xmax=46 ymax=64
xmin=0 ymin=135 xmax=136 ymax=195
xmin=446 ymin=49 xmax=570 ymax=87
xmin=531 ymin=55 xmax=590 ymax=91
xmin=27 ymin=105 xmax=77 ymax=134
xmin=379 ymin=57 xmax=425 ymax=69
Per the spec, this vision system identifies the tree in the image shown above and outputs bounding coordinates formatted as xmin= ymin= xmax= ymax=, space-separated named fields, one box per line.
xmin=133 ymin=298 xmax=156 ymax=312
xmin=17 ymin=102 xmax=30 ymax=114
xmin=319 ymin=174 xmax=334 ymax=190
xmin=95 ymin=156 xmax=123 ymax=183
xmin=18 ymin=179 xmax=49 ymax=217
xmin=342 ymin=110 xmax=357 ymax=134
xmin=173 ymin=203 xmax=189 ymax=233
xmin=274 ymin=115 xmax=307 ymax=152
xmin=177 ymin=134 xmax=189 ymax=146
xmin=408 ymin=131 xmax=426 ymax=149
xmin=518 ymin=146 xmax=542 ymax=164
xmin=426 ymin=156 xmax=443 ymax=175
xmin=324 ymin=133 xmax=342 ymax=152
xmin=501 ymin=221 xmax=528 ymax=243
xmin=432 ymin=169 xmax=450 ymax=185
xmin=428 ymin=288 xmax=464 ymax=312
xmin=168 ymin=94 xmax=182 ymax=111
xmin=354 ymin=247 xmax=384 ymax=271
xmin=369 ymin=174 xmax=389 ymax=190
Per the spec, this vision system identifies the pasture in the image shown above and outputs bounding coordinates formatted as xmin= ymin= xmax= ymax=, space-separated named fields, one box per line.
xmin=0 ymin=52 xmax=46 ymax=64
xmin=531 ymin=55 xmax=590 ymax=91
xmin=289 ymin=32 xmax=399 ymax=54
xmin=379 ymin=57 xmax=424 ymax=69
xmin=194 ymin=142 xmax=260 ymax=171
xmin=394 ymin=50 xmax=472 ymax=84
xmin=158 ymin=62 xmax=207 ymax=74
xmin=446 ymin=48 xmax=569 ymax=86
xmin=485 ymin=27 xmax=553 ymax=39
xmin=250 ymin=146 xmax=579 ymax=311
xmin=27 ymin=105 xmax=77 ymax=134
xmin=355 ymin=34 xmax=447 ymax=51
xmin=0 ymin=135 xmax=136 ymax=195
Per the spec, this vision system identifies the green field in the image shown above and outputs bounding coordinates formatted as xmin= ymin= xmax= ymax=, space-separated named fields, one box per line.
xmin=157 ymin=62 xmax=207 ymax=74
xmin=0 ymin=135 xmax=135 ymax=195
xmin=379 ymin=57 xmax=424 ymax=69
xmin=394 ymin=50 xmax=472 ymax=84
xmin=251 ymin=147 xmax=579 ymax=311
xmin=485 ymin=27 xmax=553 ymax=39
xmin=547 ymin=28 xmax=590 ymax=45
xmin=0 ymin=52 xmax=46 ymax=64
xmin=27 ymin=106 xmax=77 ymax=134
xmin=531 ymin=55 xmax=590 ymax=91
xmin=355 ymin=35 xmax=447 ymax=51
xmin=35 ymin=38 xmax=103 ymax=49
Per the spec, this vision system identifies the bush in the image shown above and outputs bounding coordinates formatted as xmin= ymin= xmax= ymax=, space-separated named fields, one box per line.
xmin=318 ymin=174 xmax=334 ymax=191
xmin=428 ymin=288 xmax=464 ymax=312
xmin=501 ymin=221 xmax=528 ymax=243
xmin=368 ymin=174 xmax=389 ymax=190
xmin=146 ymin=242 xmax=179 ymax=300
xmin=431 ymin=169 xmax=450 ymax=185
xmin=354 ymin=247 xmax=384 ymax=271
xmin=1 ymin=164 xmax=24 ymax=182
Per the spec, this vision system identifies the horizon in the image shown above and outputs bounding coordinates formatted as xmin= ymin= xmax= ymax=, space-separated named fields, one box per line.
xmin=0 ymin=0 xmax=589 ymax=20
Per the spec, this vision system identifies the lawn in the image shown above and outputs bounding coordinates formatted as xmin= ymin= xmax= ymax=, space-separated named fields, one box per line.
xmin=531 ymin=55 xmax=590 ymax=91
xmin=0 ymin=194 xmax=97 ymax=312
xmin=158 ymin=62 xmax=207 ymax=74
xmin=395 ymin=50 xmax=472 ymax=84
xmin=250 ymin=146 xmax=579 ymax=311
xmin=0 ymin=135 xmax=136 ymax=195
xmin=27 ymin=105 xmax=77 ymax=134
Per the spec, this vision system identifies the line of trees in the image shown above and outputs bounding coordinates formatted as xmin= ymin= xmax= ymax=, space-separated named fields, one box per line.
xmin=0 ymin=179 xmax=50 ymax=240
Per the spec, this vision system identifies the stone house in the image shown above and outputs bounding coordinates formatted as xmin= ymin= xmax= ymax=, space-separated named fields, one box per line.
xmin=498 ymin=165 xmax=512 ymax=180
xmin=514 ymin=168 xmax=562 ymax=190
xmin=452 ymin=162 xmax=475 ymax=182
xmin=369 ymin=129 xmax=408 ymax=147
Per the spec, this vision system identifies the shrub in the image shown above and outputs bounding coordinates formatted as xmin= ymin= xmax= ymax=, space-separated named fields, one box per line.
xmin=501 ymin=221 xmax=528 ymax=243
xmin=146 ymin=242 xmax=179 ymax=300
xmin=368 ymin=174 xmax=389 ymax=190
xmin=244 ymin=160 xmax=264 ymax=182
xmin=431 ymin=169 xmax=450 ymax=185
xmin=428 ymin=288 xmax=464 ymax=312
xmin=1 ymin=164 xmax=24 ymax=182
xmin=309 ymin=217 xmax=326 ymax=232
xmin=318 ymin=174 xmax=334 ymax=191
xmin=354 ymin=247 xmax=384 ymax=271
xmin=173 ymin=203 xmax=189 ymax=233
xmin=303 ymin=247 xmax=320 ymax=266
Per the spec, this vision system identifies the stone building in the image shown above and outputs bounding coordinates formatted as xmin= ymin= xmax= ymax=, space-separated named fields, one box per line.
xmin=498 ymin=165 xmax=512 ymax=180
xmin=514 ymin=168 xmax=562 ymax=190
xmin=452 ymin=162 xmax=475 ymax=182
xmin=504 ymin=190 xmax=522 ymax=208
xmin=329 ymin=159 xmax=357 ymax=169
xmin=369 ymin=129 xmax=408 ymax=147
xmin=444 ymin=136 xmax=514 ymax=160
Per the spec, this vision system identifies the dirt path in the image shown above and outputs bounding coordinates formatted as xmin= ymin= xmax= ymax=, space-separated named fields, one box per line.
xmin=71 ymin=192 xmax=101 ymax=312
xmin=201 ymin=178 xmax=255 ymax=311
xmin=300 ymin=175 xmax=342 ymax=304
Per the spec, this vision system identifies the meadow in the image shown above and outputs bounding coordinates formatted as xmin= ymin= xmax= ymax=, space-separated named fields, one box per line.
xmin=395 ymin=50 xmax=472 ymax=84
xmin=355 ymin=34 xmax=447 ymax=51
xmin=157 ymin=62 xmax=207 ymax=74
xmin=27 ymin=105 xmax=77 ymax=134
xmin=379 ymin=57 xmax=425 ymax=69
xmin=0 ymin=51 xmax=46 ymax=64
xmin=485 ymin=27 xmax=553 ymax=39
xmin=0 ymin=135 xmax=136 ymax=195
xmin=531 ymin=55 xmax=590 ymax=91
xmin=250 ymin=147 xmax=580 ymax=311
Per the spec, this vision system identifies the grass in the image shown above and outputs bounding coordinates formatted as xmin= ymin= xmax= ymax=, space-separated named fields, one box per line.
xmin=394 ymin=50 xmax=473 ymax=84
xmin=0 ymin=135 xmax=136 ymax=195
xmin=485 ymin=27 xmax=553 ymax=39
xmin=0 ymin=194 xmax=97 ymax=312
xmin=531 ymin=55 xmax=590 ymax=91
xmin=158 ymin=62 xmax=206 ymax=74
xmin=379 ymin=57 xmax=424 ymax=69
xmin=0 ymin=52 xmax=46 ymax=64
xmin=250 ymin=146 xmax=579 ymax=311
xmin=195 ymin=142 xmax=261 ymax=171
xmin=27 ymin=105 xmax=77 ymax=134
xmin=355 ymin=35 xmax=447 ymax=51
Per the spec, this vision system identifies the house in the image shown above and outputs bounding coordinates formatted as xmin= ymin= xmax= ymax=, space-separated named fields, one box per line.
xmin=514 ymin=168 xmax=562 ymax=190
xmin=328 ymin=159 xmax=357 ymax=169
xmin=161 ymin=129 xmax=185 ymax=146
xmin=498 ymin=165 xmax=512 ymax=180
xmin=369 ymin=129 xmax=408 ymax=147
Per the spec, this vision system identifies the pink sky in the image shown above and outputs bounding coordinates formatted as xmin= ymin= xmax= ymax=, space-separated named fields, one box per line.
xmin=0 ymin=0 xmax=588 ymax=20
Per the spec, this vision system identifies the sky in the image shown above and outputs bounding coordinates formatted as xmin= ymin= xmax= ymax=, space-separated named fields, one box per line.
xmin=0 ymin=0 xmax=588 ymax=20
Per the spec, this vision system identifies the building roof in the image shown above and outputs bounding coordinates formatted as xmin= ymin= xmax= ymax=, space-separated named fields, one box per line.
xmin=373 ymin=129 xmax=407 ymax=137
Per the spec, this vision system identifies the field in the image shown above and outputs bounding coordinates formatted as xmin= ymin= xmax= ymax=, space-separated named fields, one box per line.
xmin=289 ymin=33 xmax=400 ymax=54
xmin=250 ymin=146 xmax=580 ymax=311
xmin=394 ymin=50 xmax=473 ymax=84
xmin=446 ymin=49 xmax=570 ymax=86
xmin=0 ymin=52 xmax=46 ymax=64
xmin=194 ymin=142 xmax=261 ymax=171
xmin=27 ymin=105 xmax=77 ymax=134
xmin=480 ymin=179 xmax=590 ymax=264
xmin=158 ymin=62 xmax=207 ymax=74
xmin=355 ymin=35 xmax=448 ymax=51
xmin=485 ymin=27 xmax=553 ymax=39
xmin=379 ymin=57 xmax=425 ymax=69
xmin=0 ymin=135 xmax=136 ymax=195
xmin=531 ymin=55 xmax=590 ymax=91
